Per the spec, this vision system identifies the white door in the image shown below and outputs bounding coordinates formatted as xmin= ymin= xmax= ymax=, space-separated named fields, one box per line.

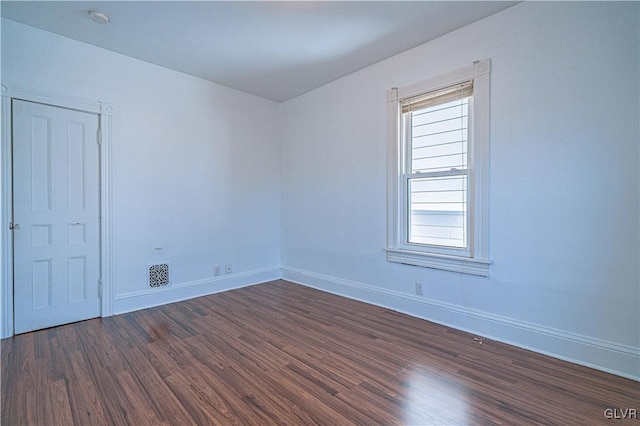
xmin=12 ymin=99 xmax=101 ymax=334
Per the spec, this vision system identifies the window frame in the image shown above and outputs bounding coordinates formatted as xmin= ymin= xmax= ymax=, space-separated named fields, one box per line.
xmin=403 ymin=92 xmax=471 ymax=254
xmin=386 ymin=60 xmax=492 ymax=276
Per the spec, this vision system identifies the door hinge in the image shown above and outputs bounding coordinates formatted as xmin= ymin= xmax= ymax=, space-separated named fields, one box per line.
xmin=98 ymin=279 xmax=103 ymax=297
xmin=97 ymin=128 xmax=102 ymax=145
xmin=9 ymin=222 xmax=20 ymax=230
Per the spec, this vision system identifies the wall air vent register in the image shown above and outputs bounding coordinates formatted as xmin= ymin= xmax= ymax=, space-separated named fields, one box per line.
xmin=148 ymin=263 xmax=169 ymax=287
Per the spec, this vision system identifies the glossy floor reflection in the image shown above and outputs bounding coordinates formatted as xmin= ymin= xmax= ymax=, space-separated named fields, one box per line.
xmin=400 ymin=365 xmax=471 ymax=424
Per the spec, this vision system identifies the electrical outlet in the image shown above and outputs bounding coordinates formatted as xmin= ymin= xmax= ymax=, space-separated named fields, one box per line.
xmin=225 ymin=264 xmax=232 ymax=274
xmin=415 ymin=281 xmax=423 ymax=296
xmin=213 ymin=266 xmax=221 ymax=276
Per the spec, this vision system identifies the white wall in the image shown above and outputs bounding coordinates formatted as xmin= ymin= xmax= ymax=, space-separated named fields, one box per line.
xmin=280 ymin=2 xmax=640 ymax=379
xmin=1 ymin=18 xmax=282 ymax=315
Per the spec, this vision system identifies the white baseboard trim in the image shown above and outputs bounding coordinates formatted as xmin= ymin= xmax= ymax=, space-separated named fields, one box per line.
xmin=281 ymin=266 xmax=639 ymax=381
xmin=114 ymin=266 xmax=281 ymax=315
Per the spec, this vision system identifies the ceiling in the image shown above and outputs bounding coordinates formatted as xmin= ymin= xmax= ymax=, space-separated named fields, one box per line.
xmin=1 ymin=1 xmax=518 ymax=102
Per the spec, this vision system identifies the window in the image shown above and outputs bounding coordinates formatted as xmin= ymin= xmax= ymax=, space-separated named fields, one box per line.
xmin=386 ymin=60 xmax=492 ymax=276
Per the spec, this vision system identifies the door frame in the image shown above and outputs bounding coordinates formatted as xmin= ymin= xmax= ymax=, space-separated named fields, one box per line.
xmin=0 ymin=83 xmax=115 ymax=337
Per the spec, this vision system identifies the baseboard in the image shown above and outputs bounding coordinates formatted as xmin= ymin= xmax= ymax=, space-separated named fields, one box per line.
xmin=114 ymin=266 xmax=281 ymax=315
xmin=281 ymin=266 xmax=639 ymax=381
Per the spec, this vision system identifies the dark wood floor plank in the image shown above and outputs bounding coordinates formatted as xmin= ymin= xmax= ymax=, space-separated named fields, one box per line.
xmin=2 ymin=279 xmax=638 ymax=425
xmin=63 ymin=349 xmax=109 ymax=425
xmin=46 ymin=378 xmax=74 ymax=425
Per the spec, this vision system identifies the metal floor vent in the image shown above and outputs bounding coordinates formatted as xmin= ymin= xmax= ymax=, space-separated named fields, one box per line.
xmin=148 ymin=263 xmax=169 ymax=288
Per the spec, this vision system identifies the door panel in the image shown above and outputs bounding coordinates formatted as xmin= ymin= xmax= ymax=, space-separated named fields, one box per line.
xmin=12 ymin=99 xmax=100 ymax=334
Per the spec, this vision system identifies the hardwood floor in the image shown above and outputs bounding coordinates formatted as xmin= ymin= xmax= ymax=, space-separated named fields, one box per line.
xmin=2 ymin=280 xmax=638 ymax=425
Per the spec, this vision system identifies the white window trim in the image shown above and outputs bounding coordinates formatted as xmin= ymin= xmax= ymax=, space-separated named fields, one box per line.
xmin=386 ymin=60 xmax=492 ymax=276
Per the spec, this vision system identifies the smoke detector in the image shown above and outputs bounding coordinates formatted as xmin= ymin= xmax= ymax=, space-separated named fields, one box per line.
xmin=88 ymin=9 xmax=110 ymax=25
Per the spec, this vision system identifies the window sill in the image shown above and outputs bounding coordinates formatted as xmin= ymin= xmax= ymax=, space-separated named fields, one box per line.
xmin=385 ymin=248 xmax=492 ymax=276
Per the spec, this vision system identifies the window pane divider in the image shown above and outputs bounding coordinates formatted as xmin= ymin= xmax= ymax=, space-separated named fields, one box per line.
xmin=405 ymin=169 xmax=469 ymax=179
